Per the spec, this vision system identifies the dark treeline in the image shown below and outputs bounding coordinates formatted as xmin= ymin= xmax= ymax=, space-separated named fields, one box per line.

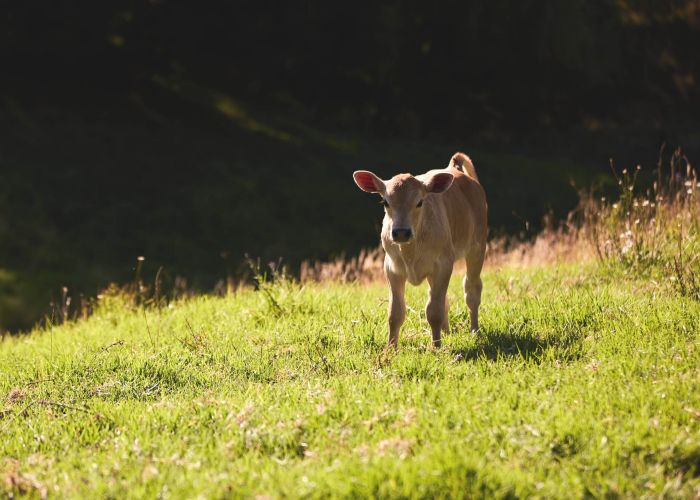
xmin=5 ymin=2 xmax=700 ymax=138
xmin=1 ymin=1 xmax=699 ymax=331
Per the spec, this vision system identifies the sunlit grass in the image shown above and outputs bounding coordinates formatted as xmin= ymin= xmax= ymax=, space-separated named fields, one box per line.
xmin=1 ymin=264 xmax=699 ymax=498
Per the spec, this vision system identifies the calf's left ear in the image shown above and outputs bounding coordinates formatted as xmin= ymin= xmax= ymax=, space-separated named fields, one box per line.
xmin=424 ymin=172 xmax=454 ymax=193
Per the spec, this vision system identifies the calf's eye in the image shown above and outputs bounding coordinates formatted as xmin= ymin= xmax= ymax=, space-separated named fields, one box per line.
xmin=416 ymin=200 xmax=423 ymax=208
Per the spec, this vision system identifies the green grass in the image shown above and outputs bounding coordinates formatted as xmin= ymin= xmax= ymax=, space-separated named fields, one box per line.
xmin=1 ymin=263 xmax=699 ymax=498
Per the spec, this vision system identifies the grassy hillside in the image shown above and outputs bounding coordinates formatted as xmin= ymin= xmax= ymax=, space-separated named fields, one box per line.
xmin=2 ymin=263 xmax=699 ymax=498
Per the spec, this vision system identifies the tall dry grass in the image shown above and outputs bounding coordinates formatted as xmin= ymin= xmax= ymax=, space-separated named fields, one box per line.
xmin=300 ymin=248 xmax=385 ymax=283
xmin=582 ymin=147 xmax=699 ymax=299
xmin=299 ymin=217 xmax=591 ymax=284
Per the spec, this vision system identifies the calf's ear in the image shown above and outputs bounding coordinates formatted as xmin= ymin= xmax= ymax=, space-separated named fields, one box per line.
xmin=353 ymin=171 xmax=385 ymax=193
xmin=424 ymin=172 xmax=454 ymax=193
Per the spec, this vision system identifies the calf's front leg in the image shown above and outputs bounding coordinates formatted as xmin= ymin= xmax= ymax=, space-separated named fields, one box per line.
xmin=386 ymin=269 xmax=406 ymax=347
xmin=426 ymin=263 xmax=452 ymax=348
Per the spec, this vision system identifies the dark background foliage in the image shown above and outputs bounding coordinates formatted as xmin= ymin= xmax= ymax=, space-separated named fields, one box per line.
xmin=1 ymin=1 xmax=699 ymax=331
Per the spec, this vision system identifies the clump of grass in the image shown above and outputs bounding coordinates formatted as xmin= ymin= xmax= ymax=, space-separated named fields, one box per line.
xmin=582 ymin=147 xmax=699 ymax=299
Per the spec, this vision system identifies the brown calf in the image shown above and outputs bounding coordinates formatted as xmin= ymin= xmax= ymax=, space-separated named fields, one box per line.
xmin=353 ymin=152 xmax=487 ymax=348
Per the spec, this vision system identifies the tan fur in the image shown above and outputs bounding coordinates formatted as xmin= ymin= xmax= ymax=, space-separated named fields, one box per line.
xmin=353 ymin=152 xmax=488 ymax=348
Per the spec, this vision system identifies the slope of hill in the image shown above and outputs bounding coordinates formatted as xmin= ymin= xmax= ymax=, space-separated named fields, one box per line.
xmin=2 ymin=263 xmax=698 ymax=497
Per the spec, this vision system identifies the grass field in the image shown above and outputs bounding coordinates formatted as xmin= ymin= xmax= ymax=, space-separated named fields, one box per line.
xmin=1 ymin=262 xmax=699 ymax=498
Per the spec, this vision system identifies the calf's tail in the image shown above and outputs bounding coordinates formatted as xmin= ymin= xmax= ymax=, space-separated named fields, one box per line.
xmin=449 ymin=152 xmax=479 ymax=182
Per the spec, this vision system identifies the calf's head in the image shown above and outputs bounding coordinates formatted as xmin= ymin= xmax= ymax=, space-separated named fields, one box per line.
xmin=353 ymin=170 xmax=454 ymax=244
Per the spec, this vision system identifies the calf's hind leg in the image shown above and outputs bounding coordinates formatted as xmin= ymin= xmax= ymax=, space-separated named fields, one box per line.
xmin=463 ymin=247 xmax=485 ymax=332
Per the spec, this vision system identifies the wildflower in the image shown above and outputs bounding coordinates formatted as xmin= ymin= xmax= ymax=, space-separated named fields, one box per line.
xmin=642 ymin=200 xmax=650 ymax=207
xmin=688 ymin=189 xmax=693 ymax=195
xmin=684 ymin=180 xmax=692 ymax=187
xmin=619 ymin=230 xmax=634 ymax=254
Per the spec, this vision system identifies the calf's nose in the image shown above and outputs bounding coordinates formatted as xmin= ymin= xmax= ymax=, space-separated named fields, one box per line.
xmin=391 ymin=228 xmax=413 ymax=242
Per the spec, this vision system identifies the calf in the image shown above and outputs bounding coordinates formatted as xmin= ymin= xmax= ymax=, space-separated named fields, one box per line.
xmin=353 ymin=152 xmax=487 ymax=348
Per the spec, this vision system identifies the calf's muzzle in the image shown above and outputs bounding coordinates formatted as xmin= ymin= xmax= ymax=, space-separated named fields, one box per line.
xmin=391 ymin=227 xmax=413 ymax=243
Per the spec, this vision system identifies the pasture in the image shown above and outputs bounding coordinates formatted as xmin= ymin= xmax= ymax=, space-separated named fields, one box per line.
xmin=3 ymin=3 xmax=700 ymax=498
xmin=2 ymin=263 xmax=699 ymax=498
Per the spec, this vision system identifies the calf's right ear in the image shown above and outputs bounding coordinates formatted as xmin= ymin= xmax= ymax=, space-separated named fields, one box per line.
xmin=353 ymin=171 xmax=385 ymax=193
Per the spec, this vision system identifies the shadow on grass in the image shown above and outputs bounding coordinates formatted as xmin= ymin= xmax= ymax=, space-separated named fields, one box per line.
xmin=452 ymin=329 xmax=583 ymax=363
xmin=672 ymin=446 xmax=700 ymax=478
